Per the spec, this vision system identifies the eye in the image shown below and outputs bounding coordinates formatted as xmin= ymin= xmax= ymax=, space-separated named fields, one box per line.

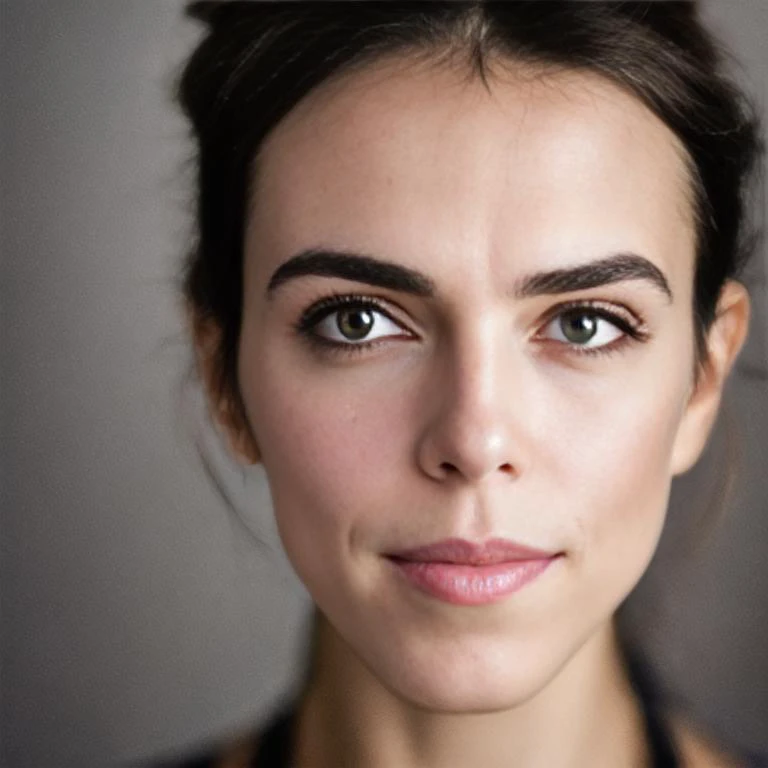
xmin=538 ymin=302 xmax=647 ymax=356
xmin=315 ymin=305 xmax=403 ymax=344
xmin=296 ymin=293 xmax=412 ymax=352
xmin=544 ymin=309 xmax=622 ymax=347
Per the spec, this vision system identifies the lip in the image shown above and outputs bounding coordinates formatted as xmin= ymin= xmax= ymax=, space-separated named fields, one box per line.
xmin=387 ymin=538 xmax=561 ymax=606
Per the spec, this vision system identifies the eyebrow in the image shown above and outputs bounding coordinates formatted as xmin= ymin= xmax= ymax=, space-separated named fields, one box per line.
xmin=266 ymin=248 xmax=673 ymax=302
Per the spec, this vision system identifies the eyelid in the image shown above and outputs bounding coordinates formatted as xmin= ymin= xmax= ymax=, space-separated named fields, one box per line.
xmin=296 ymin=292 xmax=410 ymax=332
xmin=536 ymin=299 xmax=646 ymax=336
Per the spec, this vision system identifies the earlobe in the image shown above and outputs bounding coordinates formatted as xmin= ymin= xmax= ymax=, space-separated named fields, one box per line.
xmin=670 ymin=280 xmax=750 ymax=476
xmin=190 ymin=310 xmax=261 ymax=466
xmin=211 ymin=392 xmax=262 ymax=466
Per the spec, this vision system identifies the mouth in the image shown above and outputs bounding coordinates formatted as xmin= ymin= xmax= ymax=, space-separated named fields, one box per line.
xmin=385 ymin=538 xmax=562 ymax=606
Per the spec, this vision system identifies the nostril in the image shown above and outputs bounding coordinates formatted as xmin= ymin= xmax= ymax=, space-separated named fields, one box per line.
xmin=499 ymin=463 xmax=514 ymax=475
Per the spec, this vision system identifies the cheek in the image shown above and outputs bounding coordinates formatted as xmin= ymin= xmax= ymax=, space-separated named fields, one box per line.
xmin=547 ymin=361 xmax=690 ymax=598
xmin=239 ymin=347 xmax=416 ymax=573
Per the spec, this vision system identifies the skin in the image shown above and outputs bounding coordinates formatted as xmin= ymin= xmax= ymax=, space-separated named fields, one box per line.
xmin=197 ymin=57 xmax=750 ymax=767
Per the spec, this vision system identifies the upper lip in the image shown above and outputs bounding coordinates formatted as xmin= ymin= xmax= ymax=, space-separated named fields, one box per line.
xmin=388 ymin=537 xmax=559 ymax=565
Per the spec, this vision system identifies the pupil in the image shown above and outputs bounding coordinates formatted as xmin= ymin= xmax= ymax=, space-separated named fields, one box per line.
xmin=337 ymin=309 xmax=374 ymax=340
xmin=562 ymin=312 xmax=597 ymax=344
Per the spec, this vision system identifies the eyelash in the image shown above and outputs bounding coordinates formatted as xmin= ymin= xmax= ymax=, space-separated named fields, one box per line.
xmin=294 ymin=292 xmax=650 ymax=359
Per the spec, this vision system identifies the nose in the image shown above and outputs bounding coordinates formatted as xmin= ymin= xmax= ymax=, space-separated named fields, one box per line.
xmin=415 ymin=331 xmax=526 ymax=486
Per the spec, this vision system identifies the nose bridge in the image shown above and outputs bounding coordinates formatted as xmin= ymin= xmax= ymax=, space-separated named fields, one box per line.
xmin=416 ymin=319 xmax=525 ymax=485
xmin=449 ymin=325 xmax=500 ymax=420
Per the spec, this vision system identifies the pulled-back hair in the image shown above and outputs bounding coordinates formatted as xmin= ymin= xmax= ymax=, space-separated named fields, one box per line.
xmin=177 ymin=0 xmax=762 ymax=416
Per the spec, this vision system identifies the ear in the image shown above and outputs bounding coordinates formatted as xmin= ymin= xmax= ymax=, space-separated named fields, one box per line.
xmin=671 ymin=280 xmax=750 ymax=476
xmin=191 ymin=310 xmax=261 ymax=466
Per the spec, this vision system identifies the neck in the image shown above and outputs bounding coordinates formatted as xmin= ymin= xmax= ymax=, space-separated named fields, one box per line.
xmin=293 ymin=613 xmax=650 ymax=768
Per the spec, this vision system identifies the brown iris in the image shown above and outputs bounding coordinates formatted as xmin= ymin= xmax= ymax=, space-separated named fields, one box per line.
xmin=336 ymin=308 xmax=375 ymax=340
xmin=560 ymin=311 xmax=598 ymax=344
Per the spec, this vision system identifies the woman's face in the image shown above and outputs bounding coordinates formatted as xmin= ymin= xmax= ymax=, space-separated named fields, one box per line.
xmin=235 ymin=59 xmax=708 ymax=710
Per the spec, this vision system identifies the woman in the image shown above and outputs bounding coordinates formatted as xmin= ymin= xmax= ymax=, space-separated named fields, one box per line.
xmin=166 ymin=1 xmax=765 ymax=766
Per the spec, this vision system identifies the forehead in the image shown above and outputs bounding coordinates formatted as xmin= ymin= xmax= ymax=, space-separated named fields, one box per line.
xmin=247 ymin=57 xmax=696 ymax=291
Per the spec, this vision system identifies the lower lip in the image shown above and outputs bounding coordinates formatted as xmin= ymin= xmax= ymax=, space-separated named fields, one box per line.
xmin=389 ymin=557 xmax=558 ymax=606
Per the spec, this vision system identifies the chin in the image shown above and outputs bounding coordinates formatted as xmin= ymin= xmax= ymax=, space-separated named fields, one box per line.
xmin=357 ymin=631 xmax=565 ymax=714
xmin=402 ymin=686 xmax=538 ymax=715
xmin=386 ymin=663 xmax=552 ymax=714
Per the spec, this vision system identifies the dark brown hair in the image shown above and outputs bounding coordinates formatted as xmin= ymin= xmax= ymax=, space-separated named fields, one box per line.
xmin=177 ymin=0 xmax=762 ymax=418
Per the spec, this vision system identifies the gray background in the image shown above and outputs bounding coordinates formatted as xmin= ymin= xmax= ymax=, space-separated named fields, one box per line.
xmin=1 ymin=2 xmax=766 ymax=767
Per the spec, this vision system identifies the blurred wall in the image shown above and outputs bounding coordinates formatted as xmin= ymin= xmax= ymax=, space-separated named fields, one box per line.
xmin=1 ymin=2 xmax=766 ymax=767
